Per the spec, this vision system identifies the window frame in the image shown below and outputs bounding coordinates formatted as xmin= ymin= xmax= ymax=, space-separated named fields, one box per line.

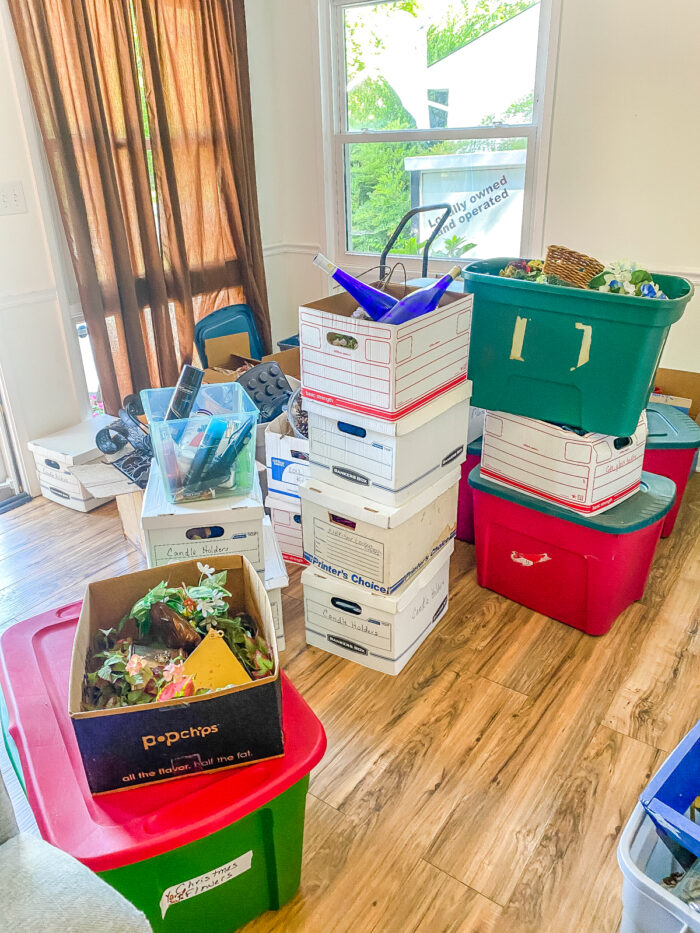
xmin=320 ymin=0 xmax=562 ymax=275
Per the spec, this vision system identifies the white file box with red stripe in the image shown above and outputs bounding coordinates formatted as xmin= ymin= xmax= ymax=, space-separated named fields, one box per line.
xmin=298 ymin=285 xmax=472 ymax=421
xmin=480 ymin=410 xmax=648 ymax=515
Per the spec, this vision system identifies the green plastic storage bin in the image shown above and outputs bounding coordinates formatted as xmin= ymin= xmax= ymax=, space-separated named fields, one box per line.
xmin=463 ymin=258 xmax=693 ymax=436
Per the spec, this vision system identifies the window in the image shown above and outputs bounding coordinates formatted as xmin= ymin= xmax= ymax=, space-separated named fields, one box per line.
xmin=324 ymin=0 xmax=557 ymax=269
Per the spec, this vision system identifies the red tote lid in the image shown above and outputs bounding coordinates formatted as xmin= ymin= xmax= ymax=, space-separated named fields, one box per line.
xmin=0 ymin=604 xmax=326 ymax=872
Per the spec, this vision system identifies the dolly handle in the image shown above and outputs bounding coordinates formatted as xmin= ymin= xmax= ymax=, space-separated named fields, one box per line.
xmin=379 ymin=204 xmax=452 ymax=279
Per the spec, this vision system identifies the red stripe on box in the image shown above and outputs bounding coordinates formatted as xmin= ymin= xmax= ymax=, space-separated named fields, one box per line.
xmin=301 ymin=374 xmax=467 ymax=421
xmin=479 ymin=469 xmax=641 ymax=513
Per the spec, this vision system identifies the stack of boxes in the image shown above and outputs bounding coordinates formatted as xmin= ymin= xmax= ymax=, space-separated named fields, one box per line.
xmin=460 ymin=258 xmax=693 ymax=637
xmin=28 ymin=415 xmax=116 ymax=512
xmin=296 ymin=280 xmax=474 ymax=674
xmin=264 ymin=411 xmax=309 ymax=564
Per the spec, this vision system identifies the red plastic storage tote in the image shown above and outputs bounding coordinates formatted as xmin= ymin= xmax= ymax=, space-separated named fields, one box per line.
xmin=456 ymin=436 xmax=482 ymax=543
xmin=468 ymin=467 xmax=675 ymax=635
xmin=0 ymin=605 xmax=326 ymax=933
xmin=643 ymin=402 xmax=700 ymax=537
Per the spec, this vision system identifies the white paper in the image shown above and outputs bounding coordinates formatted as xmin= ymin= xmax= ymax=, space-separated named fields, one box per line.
xmin=159 ymin=850 xmax=253 ymax=917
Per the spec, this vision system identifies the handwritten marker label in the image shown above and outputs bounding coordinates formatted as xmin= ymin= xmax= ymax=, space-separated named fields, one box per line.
xmin=159 ymin=850 xmax=253 ymax=917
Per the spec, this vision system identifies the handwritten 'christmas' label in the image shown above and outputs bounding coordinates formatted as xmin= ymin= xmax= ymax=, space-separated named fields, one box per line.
xmin=159 ymin=850 xmax=253 ymax=917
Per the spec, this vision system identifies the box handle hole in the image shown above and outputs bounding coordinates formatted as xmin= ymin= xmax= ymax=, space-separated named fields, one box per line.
xmin=337 ymin=421 xmax=366 ymax=438
xmin=291 ymin=449 xmax=309 ymax=461
xmin=329 ymin=513 xmax=356 ymax=530
xmin=186 ymin=526 xmax=224 ymax=540
xmin=613 ymin=436 xmax=632 ymax=450
xmin=331 ymin=597 xmax=362 ymax=615
xmin=44 ymin=458 xmax=61 ymax=470
xmin=293 ymin=514 xmax=301 ymax=524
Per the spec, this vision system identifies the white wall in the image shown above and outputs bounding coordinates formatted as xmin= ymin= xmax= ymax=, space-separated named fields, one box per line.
xmin=248 ymin=0 xmax=700 ymax=372
xmin=0 ymin=3 xmax=87 ymax=497
xmin=245 ymin=0 xmax=327 ymax=345
xmin=544 ymin=0 xmax=700 ymax=372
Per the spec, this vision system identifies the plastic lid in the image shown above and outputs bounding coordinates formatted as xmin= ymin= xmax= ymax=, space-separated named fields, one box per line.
xmin=467 ymin=436 xmax=482 ymax=456
xmin=0 ymin=606 xmax=326 ymax=872
xmin=468 ymin=466 xmax=675 ymax=533
xmin=645 ymin=403 xmax=700 ymax=450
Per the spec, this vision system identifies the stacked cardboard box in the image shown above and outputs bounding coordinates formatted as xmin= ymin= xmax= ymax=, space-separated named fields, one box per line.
xmin=296 ymin=281 xmax=473 ymax=674
xmin=141 ymin=466 xmax=291 ymax=649
xmin=28 ymin=415 xmax=116 ymax=512
xmin=264 ymin=411 xmax=309 ymax=564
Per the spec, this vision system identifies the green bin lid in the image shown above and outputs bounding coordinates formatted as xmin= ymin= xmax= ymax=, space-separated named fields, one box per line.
xmin=467 ymin=436 xmax=482 ymax=456
xmin=468 ymin=466 xmax=675 ymax=533
xmin=646 ymin=402 xmax=700 ymax=450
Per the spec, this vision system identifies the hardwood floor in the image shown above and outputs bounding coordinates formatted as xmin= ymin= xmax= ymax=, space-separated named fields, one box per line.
xmin=1 ymin=478 xmax=699 ymax=932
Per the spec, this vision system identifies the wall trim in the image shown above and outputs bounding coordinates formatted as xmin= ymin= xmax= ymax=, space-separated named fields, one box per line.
xmin=0 ymin=287 xmax=58 ymax=312
xmin=263 ymin=242 xmax=321 ymax=258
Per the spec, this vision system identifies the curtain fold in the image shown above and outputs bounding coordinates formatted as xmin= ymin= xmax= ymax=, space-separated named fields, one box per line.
xmin=8 ymin=0 xmax=271 ymax=415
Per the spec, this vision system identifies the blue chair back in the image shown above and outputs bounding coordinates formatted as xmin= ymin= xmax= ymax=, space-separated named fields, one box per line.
xmin=194 ymin=304 xmax=263 ymax=367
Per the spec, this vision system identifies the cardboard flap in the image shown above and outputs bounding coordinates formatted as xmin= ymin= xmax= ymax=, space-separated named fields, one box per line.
xmin=205 ymin=333 xmax=252 ymax=368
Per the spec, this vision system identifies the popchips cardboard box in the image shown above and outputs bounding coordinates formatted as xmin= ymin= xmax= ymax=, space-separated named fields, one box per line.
xmin=299 ymin=283 xmax=472 ymax=421
xmin=299 ymin=468 xmax=459 ymax=596
xmin=69 ymin=554 xmax=283 ymax=794
xmin=141 ymin=466 xmax=265 ymax=571
xmin=481 ymin=410 xmax=648 ymax=515
xmin=306 ymin=381 xmax=471 ymax=507
xmin=302 ymin=541 xmax=453 ymax=675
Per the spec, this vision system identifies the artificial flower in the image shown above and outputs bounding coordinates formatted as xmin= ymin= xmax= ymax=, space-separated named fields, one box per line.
xmin=197 ymin=562 xmax=215 ymax=578
xmin=126 ymin=654 xmax=148 ymax=676
xmin=157 ymin=674 xmax=196 ymax=701
xmin=162 ymin=660 xmax=186 ymax=683
xmin=196 ymin=595 xmax=227 ymax=617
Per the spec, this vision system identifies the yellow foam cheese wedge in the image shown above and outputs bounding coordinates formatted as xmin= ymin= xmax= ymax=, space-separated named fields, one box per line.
xmin=183 ymin=629 xmax=251 ymax=690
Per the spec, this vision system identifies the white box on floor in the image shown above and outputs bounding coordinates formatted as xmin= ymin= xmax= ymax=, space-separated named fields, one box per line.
xmin=299 ymin=284 xmax=472 ymax=421
xmin=28 ymin=415 xmax=115 ymax=509
xmin=481 ymin=410 xmax=648 ymax=515
xmin=302 ymin=541 xmax=452 ymax=675
xmin=262 ymin=516 xmax=289 ymax=651
xmin=266 ymin=492 xmax=306 ymax=564
xmin=141 ymin=466 xmax=265 ymax=570
xmin=265 ymin=412 xmax=310 ymax=498
xmin=39 ymin=478 xmax=113 ymax=512
xmin=299 ymin=468 xmax=459 ymax=596
xmin=307 ymin=381 xmax=470 ymax=506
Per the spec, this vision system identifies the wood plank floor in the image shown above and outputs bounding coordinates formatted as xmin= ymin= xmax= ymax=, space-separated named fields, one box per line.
xmin=1 ymin=477 xmax=699 ymax=932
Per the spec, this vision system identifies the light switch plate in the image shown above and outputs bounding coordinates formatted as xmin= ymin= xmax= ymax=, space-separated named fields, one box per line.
xmin=0 ymin=181 xmax=27 ymax=216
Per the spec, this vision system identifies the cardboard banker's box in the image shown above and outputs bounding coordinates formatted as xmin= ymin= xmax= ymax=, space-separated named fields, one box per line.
xmin=69 ymin=555 xmax=283 ymax=795
xmin=299 ymin=283 xmax=472 ymax=421
xmin=481 ymin=410 xmax=648 ymax=515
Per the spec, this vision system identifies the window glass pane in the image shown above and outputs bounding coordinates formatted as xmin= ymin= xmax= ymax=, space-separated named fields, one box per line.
xmin=345 ymin=137 xmax=527 ymax=259
xmin=344 ymin=1 xmax=540 ymax=131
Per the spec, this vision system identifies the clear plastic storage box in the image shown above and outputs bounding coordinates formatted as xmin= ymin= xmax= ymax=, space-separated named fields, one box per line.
xmin=141 ymin=382 xmax=258 ymax=504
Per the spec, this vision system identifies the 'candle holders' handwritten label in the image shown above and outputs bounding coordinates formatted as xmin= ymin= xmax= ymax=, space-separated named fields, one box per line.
xmin=159 ymin=850 xmax=253 ymax=917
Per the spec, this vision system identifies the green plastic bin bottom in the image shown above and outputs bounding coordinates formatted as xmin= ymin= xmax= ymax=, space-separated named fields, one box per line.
xmin=98 ymin=776 xmax=310 ymax=932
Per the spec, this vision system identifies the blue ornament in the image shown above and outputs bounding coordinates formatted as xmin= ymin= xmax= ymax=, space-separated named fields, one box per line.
xmin=640 ymin=283 xmax=657 ymax=298
xmin=609 ymin=279 xmax=622 ymax=290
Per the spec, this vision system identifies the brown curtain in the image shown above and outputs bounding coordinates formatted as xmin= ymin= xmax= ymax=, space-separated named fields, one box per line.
xmin=8 ymin=0 xmax=271 ymax=415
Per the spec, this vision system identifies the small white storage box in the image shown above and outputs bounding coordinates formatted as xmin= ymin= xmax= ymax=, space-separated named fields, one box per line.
xmin=306 ymin=381 xmax=471 ymax=506
xmin=28 ymin=415 xmax=115 ymax=511
xmin=302 ymin=541 xmax=452 ymax=675
xmin=262 ymin=516 xmax=289 ymax=650
xmin=481 ymin=410 xmax=648 ymax=515
xmin=299 ymin=468 xmax=459 ymax=596
xmin=141 ymin=466 xmax=265 ymax=570
xmin=299 ymin=285 xmax=472 ymax=421
xmin=266 ymin=492 xmax=306 ymax=564
xmin=618 ymin=804 xmax=700 ymax=933
xmin=265 ymin=412 xmax=309 ymax=498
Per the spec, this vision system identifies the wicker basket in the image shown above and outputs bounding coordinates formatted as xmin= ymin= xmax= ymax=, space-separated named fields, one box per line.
xmin=543 ymin=245 xmax=605 ymax=289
